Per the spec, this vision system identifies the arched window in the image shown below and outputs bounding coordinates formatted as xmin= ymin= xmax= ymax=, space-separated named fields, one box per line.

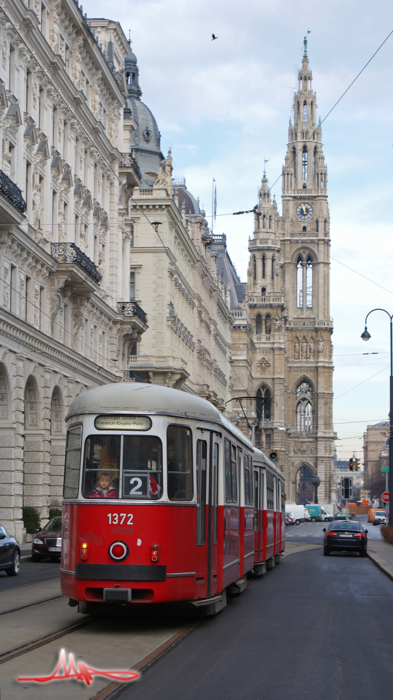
xmin=324 ymin=219 xmax=328 ymax=233
xmin=269 ymin=215 xmax=272 ymax=228
xmin=253 ymin=254 xmax=256 ymax=281
xmin=50 ymin=387 xmax=63 ymax=435
xmin=303 ymin=100 xmax=307 ymax=123
xmin=271 ymin=256 xmax=275 ymax=280
xmin=265 ymin=314 xmax=272 ymax=335
xmin=256 ymin=314 xmax=262 ymax=335
xmin=313 ymin=147 xmax=317 ymax=178
xmin=296 ymin=381 xmax=313 ymax=432
xmin=293 ymin=147 xmax=297 ymax=179
xmin=316 ymin=218 xmax=319 ymax=233
xmin=306 ymin=256 xmax=313 ymax=307
xmin=261 ymin=287 xmax=266 ymax=296
xmin=0 ymin=364 xmax=10 ymax=421
xmin=311 ymin=101 xmax=313 ymax=119
xmin=262 ymin=214 xmax=266 ymax=229
xmin=256 ymin=386 xmax=271 ymax=421
xmin=297 ymin=101 xmax=300 ymax=118
xmin=262 ymin=255 xmax=266 ymax=279
xmin=302 ymin=146 xmax=308 ymax=180
xmin=297 ymin=256 xmax=303 ymax=308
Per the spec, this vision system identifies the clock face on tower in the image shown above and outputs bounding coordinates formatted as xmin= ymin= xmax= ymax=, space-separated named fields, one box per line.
xmin=296 ymin=203 xmax=313 ymax=220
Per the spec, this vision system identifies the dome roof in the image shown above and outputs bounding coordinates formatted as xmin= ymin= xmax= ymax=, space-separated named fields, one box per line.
xmin=130 ymin=98 xmax=161 ymax=153
xmin=172 ymin=177 xmax=200 ymax=216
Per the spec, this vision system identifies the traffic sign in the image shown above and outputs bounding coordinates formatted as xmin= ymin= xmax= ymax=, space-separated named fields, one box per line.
xmin=381 ymin=491 xmax=390 ymax=503
xmin=381 ymin=467 xmax=389 ymax=472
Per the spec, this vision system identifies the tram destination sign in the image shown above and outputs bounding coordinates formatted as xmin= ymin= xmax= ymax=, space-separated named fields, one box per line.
xmin=95 ymin=415 xmax=152 ymax=431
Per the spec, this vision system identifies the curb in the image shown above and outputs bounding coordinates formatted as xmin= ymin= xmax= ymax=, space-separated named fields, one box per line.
xmin=367 ymin=550 xmax=393 ymax=582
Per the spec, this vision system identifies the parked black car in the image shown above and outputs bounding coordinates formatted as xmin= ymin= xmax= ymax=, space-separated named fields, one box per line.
xmin=0 ymin=523 xmax=20 ymax=575
xmin=323 ymin=520 xmax=368 ymax=557
xmin=32 ymin=516 xmax=62 ymax=562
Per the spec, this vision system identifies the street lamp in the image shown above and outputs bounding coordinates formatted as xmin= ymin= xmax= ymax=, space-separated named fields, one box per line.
xmin=312 ymin=475 xmax=321 ymax=504
xmin=361 ymin=308 xmax=393 ymax=527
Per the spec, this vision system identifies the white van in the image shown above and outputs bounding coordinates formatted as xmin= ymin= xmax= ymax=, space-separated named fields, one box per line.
xmin=285 ymin=504 xmax=307 ymax=525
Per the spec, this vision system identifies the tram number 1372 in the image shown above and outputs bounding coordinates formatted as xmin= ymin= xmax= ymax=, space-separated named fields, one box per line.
xmin=107 ymin=513 xmax=134 ymax=525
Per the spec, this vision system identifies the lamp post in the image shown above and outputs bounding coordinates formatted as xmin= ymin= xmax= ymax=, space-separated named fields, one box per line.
xmin=312 ymin=475 xmax=321 ymax=504
xmin=361 ymin=308 xmax=393 ymax=527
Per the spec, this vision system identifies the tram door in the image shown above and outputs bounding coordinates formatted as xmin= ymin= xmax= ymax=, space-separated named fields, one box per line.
xmin=196 ymin=430 xmax=219 ymax=599
xmin=253 ymin=468 xmax=262 ymax=562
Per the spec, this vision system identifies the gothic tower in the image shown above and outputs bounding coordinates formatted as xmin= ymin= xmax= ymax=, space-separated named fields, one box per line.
xmin=231 ymin=39 xmax=335 ymax=504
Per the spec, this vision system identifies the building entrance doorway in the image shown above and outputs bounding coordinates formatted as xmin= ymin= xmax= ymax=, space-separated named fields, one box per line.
xmin=296 ymin=465 xmax=313 ymax=504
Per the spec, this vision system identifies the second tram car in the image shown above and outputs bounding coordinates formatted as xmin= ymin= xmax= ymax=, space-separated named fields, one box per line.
xmin=60 ymin=383 xmax=285 ymax=614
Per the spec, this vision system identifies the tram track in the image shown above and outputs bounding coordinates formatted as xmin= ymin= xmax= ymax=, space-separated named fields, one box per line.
xmin=0 ymin=616 xmax=93 ymax=665
xmin=0 ymin=593 xmax=63 ymax=616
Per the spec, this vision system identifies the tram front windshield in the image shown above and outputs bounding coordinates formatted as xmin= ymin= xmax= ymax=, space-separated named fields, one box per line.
xmin=82 ymin=435 xmax=162 ymax=500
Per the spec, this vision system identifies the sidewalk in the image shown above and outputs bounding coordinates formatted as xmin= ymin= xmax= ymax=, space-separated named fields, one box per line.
xmin=367 ymin=539 xmax=393 ymax=581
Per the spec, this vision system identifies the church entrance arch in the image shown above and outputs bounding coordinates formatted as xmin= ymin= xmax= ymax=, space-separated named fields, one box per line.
xmin=295 ymin=465 xmax=313 ymax=504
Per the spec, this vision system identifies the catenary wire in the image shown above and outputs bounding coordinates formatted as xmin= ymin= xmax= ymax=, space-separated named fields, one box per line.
xmin=210 ymin=30 xmax=393 ymax=218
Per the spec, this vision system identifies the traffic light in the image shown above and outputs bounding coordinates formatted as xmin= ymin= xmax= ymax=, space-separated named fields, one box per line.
xmin=349 ymin=458 xmax=354 ymax=471
xmin=355 ymin=458 xmax=361 ymax=471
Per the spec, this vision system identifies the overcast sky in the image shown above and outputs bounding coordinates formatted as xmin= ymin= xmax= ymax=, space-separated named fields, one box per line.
xmin=86 ymin=0 xmax=393 ymax=461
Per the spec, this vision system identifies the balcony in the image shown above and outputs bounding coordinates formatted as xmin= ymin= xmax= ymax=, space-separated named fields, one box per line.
xmin=0 ymin=169 xmax=26 ymax=214
xmin=51 ymin=243 xmax=101 ymax=284
xmin=125 ymin=354 xmax=190 ymax=388
xmin=120 ymin=154 xmax=142 ymax=187
xmin=248 ymin=293 xmax=284 ymax=306
xmin=117 ymin=301 xmax=147 ymax=325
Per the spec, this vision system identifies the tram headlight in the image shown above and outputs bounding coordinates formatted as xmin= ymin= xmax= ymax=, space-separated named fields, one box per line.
xmin=80 ymin=542 xmax=89 ymax=561
xmin=151 ymin=544 xmax=161 ymax=563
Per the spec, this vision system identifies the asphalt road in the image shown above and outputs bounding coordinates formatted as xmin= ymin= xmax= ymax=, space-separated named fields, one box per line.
xmin=118 ymin=547 xmax=393 ymax=700
xmin=0 ymin=557 xmax=60 ymax=589
xmin=286 ymin=514 xmax=383 ymax=545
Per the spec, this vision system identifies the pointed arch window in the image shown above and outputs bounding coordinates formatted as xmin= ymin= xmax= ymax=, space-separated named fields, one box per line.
xmin=265 ymin=314 xmax=272 ymax=335
xmin=296 ymin=380 xmax=313 ymax=432
xmin=311 ymin=101 xmax=313 ymax=119
xmin=253 ymin=254 xmax=256 ymax=281
xmin=269 ymin=215 xmax=272 ymax=228
xmin=256 ymin=313 xmax=262 ymax=335
xmin=261 ymin=287 xmax=266 ymax=296
xmin=306 ymin=256 xmax=313 ymax=308
xmin=271 ymin=256 xmax=275 ymax=280
xmin=262 ymin=214 xmax=266 ymax=229
xmin=302 ymin=146 xmax=308 ymax=180
xmin=256 ymin=386 xmax=271 ymax=422
xmin=262 ymin=255 xmax=266 ymax=279
xmin=303 ymin=100 xmax=307 ymax=123
xmin=293 ymin=147 xmax=297 ymax=179
xmin=313 ymin=147 xmax=317 ymax=178
xmin=296 ymin=257 xmax=303 ymax=308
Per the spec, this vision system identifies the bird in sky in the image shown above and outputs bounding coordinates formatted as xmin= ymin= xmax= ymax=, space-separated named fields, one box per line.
xmin=212 ymin=33 xmax=218 ymax=41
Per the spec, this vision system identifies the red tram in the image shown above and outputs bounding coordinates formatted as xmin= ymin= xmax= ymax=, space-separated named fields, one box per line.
xmin=60 ymin=383 xmax=285 ymax=614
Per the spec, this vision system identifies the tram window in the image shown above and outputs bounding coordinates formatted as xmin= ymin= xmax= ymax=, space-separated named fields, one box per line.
xmin=167 ymin=425 xmax=193 ymax=501
xmin=254 ymin=471 xmax=258 ymax=531
xmin=266 ymin=471 xmax=274 ymax=510
xmin=244 ymin=454 xmax=253 ymax=505
xmin=123 ymin=435 xmax=162 ymax=499
xmin=82 ymin=435 xmax=121 ymax=498
xmin=196 ymin=440 xmax=207 ymax=545
xmin=260 ymin=472 xmax=265 ymax=530
xmin=281 ymin=483 xmax=285 ymax=512
xmin=63 ymin=425 xmax=82 ymax=499
xmin=224 ymin=439 xmax=238 ymax=503
xmin=213 ymin=442 xmax=219 ymax=544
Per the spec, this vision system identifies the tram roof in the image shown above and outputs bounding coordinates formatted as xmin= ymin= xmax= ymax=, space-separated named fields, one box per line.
xmin=67 ymin=383 xmax=283 ymax=478
xmin=67 ymin=382 xmax=223 ymax=422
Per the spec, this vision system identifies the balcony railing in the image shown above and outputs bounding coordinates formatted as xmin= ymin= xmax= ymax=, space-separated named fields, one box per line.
xmin=120 ymin=154 xmax=142 ymax=181
xmin=117 ymin=301 xmax=147 ymax=324
xmin=0 ymin=169 xmax=26 ymax=213
xmin=51 ymin=242 xmax=101 ymax=284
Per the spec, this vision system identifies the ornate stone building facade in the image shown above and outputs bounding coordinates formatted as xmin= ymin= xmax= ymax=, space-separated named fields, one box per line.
xmin=231 ymin=44 xmax=335 ymax=504
xmin=0 ymin=1 xmax=147 ymax=538
xmin=0 ymin=4 xmax=234 ymax=536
